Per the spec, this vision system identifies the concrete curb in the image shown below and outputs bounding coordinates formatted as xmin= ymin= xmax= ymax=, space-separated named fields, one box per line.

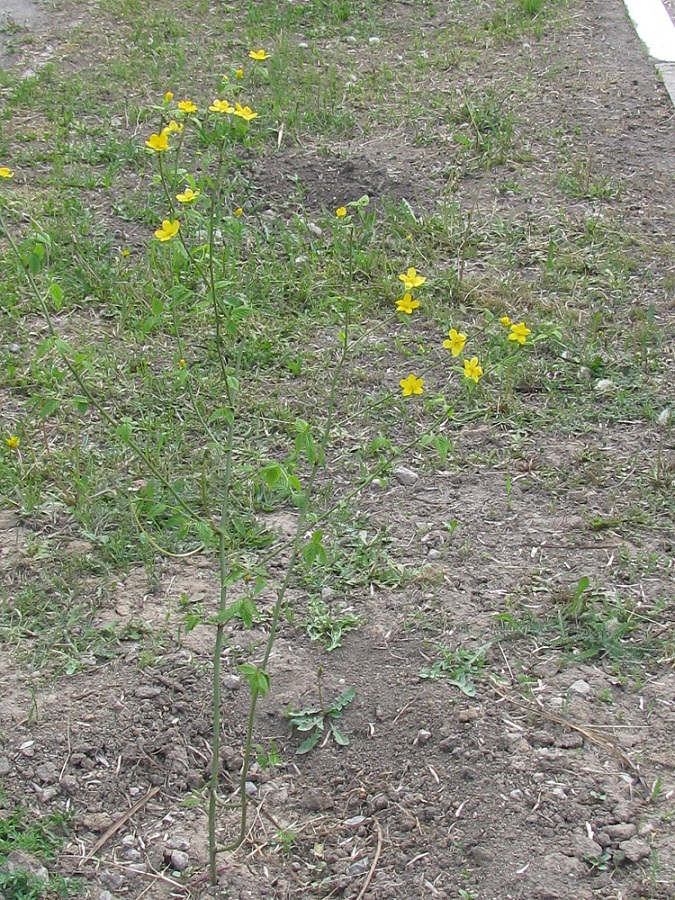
xmin=623 ymin=0 xmax=675 ymax=107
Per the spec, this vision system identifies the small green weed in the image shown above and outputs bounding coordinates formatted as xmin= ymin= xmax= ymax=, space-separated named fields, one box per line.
xmin=419 ymin=643 xmax=490 ymax=696
xmin=0 ymin=807 xmax=75 ymax=900
xmin=286 ymin=685 xmax=355 ymax=754
xmin=303 ymin=596 xmax=361 ymax=651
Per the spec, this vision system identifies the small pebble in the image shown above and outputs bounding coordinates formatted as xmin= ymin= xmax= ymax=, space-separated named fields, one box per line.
xmin=393 ymin=466 xmax=418 ymax=486
xmin=368 ymin=36 xmax=380 ymax=44
xmin=244 ymin=781 xmax=257 ymax=798
xmin=618 ymin=838 xmax=650 ymax=863
xmin=170 ymin=849 xmax=189 ymax=872
xmin=594 ymin=378 xmax=616 ymax=395
xmin=349 ymin=857 xmax=370 ymax=875
xmin=222 ymin=675 xmax=241 ymax=690
xmin=569 ymin=680 xmax=591 ymax=696
xmin=416 ymin=729 xmax=432 ymax=746
xmin=134 ymin=686 xmax=162 ymax=699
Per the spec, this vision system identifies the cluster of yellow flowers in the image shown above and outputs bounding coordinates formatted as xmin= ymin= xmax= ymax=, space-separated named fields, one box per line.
xmin=500 ymin=315 xmax=531 ymax=345
xmin=144 ymin=51 xmax=269 ymax=244
xmin=396 ymin=268 xmax=532 ymax=398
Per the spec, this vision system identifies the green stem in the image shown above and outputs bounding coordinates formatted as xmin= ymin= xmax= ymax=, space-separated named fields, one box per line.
xmin=217 ymin=299 xmax=352 ymax=855
xmin=208 ymin=341 xmax=243 ymax=884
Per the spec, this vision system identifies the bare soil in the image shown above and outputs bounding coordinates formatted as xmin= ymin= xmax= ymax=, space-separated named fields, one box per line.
xmin=1 ymin=1 xmax=675 ymax=899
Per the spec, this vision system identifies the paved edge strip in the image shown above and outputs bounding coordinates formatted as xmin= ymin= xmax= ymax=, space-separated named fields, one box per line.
xmin=622 ymin=0 xmax=675 ymax=108
xmin=622 ymin=0 xmax=675 ymax=62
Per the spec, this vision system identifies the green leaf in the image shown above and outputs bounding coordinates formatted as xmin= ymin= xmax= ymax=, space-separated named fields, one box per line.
xmin=260 ymin=463 xmax=286 ymax=489
xmin=327 ymin=686 xmax=356 ymax=714
xmin=49 ymin=282 xmax=64 ymax=309
xmin=296 ymin=730 xmax=322 ymax=755
xmin=39 ymin=399 xmax=60 ymax=418
xmin=330 ymin=723 xmax=349 ymax=746
xmin=238 ymin=663 xmax=270 ymax=698
xmin=72 ymin=396 xmax=88 ymax=415
xmin=35 ymin=336 xmax=56 ymax=360
xmin=151 ymin=297 xmax=164 ymax=316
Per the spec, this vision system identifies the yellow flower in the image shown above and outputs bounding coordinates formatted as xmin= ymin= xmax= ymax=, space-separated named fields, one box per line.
xmin=249 ymin=49 xmax=271 ymax=61
xmin=164 ymin=119 xmax=183 ymax=133
xmin=176 ymin=188 xmax=200 ymax=203
xmin=177 ymin=100 xmax=197 ymax=113
xmin=178 ymin=358 xmax=186 ymax=369
xmin=463 ymin=357 xmax=483 ymax=383
xmin=400 ymin=374 xmax=424 ymax=396
xmin=500 ymin=316 xmax=511 ymax=326
xmin=234 ymin=102 xmax=258 ymax=121
xmin=509 ymin=322 xmax=531 ymax=345
xmin=5 ymin=435 xmax=20 ymax=449
xmin=145 ymin=132 xmax=169 ymax=152
xmin=336 ymin=206 xmax=347 ymax=218
xmin=209 ymin=98 xmax=234 ymax=114
xmin=0 ymin=167 xmax=14 ymax=179
xmin=396 ymin=293 xmax=420 ymax=314
xmin=443 ymin=328 xmax=467 ymax=357
xmin=155 ymin=219 xmax=180 ymax=242
xmin=236 ymin=68 xmax=244 ymax=79
xmin=163 ymin=91 xmax=174 ymax=102
xmin=399 ymin=267 xmax=426 ymax=290
xmin=120 ymin=247 xmax=130 ymax=258
xmin=234 ymin=207 xmax=243 ymax=217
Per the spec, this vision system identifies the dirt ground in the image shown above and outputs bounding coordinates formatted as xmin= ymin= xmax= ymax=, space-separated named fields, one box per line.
xmin=1 ymin=0 xmax=675 ymax=898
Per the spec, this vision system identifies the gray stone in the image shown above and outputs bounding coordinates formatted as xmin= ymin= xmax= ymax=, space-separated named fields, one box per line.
xmin=134 ymin=685 xmax=162 ymax=699
xmin=5 ymin=850 xmax=48 ymax=881
xmin=244 ymin=781 xmax=257 ymax=798
xmin=0 ymin=756 xmax=11 ymax=776
xmin=222 ymin=675 xmax=241 ymax=690
xmin=100 ymin=871 xmax=125 ymax=891
xmin=569 ymin=680 xmax=591 ymax=696
xmin=99 ymin=892 xmax=113 ymax=900
xmin=348 ymin=857 xmax=370 ymax=876
xmin=170 ymin=849 xmax=189 ymax=872
xmin=606 ymin=823 xmax=637 ymax=842
xmin=416 ymin=729 xmax=432 ymax=746
xmin=618 ymin=838 xmax=650 ymax=863
xmin=569 ymin=834 xmax=603 ymax=860
xmin=35 ymin=762 xmax=58 ymax=784
xmin=166 ymin=835 xmax=190 ymax=852
xmin=393 ymin=466 xmax=418 ymax=486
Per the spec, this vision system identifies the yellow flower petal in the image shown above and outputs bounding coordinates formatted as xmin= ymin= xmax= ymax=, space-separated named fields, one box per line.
xmin=395 ymin=293 xmax=420 ymax=315
xmin=400 ymin=374 xmax=424 ymax=396
xmin=248 ymin=49 xmax=271 ymax=61
xmin=398 ymin=266 xmax=426 ymax=290
xmin=463 ymin=357 xmax=483 ymax=383
xmin=176 ymin=188 xmax=200 ymax=203
xmin=0 ymin=167 xmax=15 ymax=179
xmin=155 ymin=219 xmax=180 ymax=242
xmin=209 ymin=99 xmax=235 ymax=114
xmin=145 ymin=132 xmax=169 ymax=152
xmin=508 ymin=322 xmax=531 ymax=345
xmin=442 ymin=328 xmax=467 ymax=357
xmin=234 ymin=102 xmax=258 ymax=121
